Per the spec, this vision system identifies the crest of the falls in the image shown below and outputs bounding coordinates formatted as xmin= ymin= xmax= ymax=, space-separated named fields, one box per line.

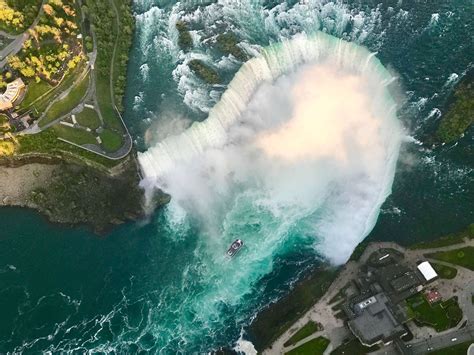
xmin=138 ymin=32 xmax=402 ymax=265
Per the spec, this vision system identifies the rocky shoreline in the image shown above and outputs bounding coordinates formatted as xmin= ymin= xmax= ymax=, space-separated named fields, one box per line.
xmin=0 ymin=154 xmax=169 ymax=233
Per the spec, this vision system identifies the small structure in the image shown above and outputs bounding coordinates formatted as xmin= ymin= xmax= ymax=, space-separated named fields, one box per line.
xmin=425 ymin=289 xmax=441 ymax=304
xmin=0 ymin=78 xmax=26 ymax=111
xmin=417 ymin=261 xmax=438 ymax=282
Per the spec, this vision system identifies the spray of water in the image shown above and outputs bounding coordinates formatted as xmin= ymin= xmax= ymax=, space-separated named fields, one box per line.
xmin=138 ymin=32 xmax=402 ymax=349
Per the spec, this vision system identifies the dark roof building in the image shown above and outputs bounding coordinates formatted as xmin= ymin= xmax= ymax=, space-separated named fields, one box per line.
xmin=348 ymin=293 xmax=407 ymax=347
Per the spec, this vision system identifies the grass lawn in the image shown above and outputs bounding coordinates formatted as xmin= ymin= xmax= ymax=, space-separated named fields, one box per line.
xmin=99 ymin=129 xmax=123 ymax=152
xmin=53 ymin=125 xmax=97 ymax=146
xmin=96 ymin=75 xmax=123 ymax=132
xmin=426 ymin=246 xmax=474 ymax=271
xmin=284 ymin=321 xmax=321 ymax=347
xmin=406 ymin=294 xmax=462 ymax=332
xmin=15 ymin=130 xmax=121 ymax=169
xmin=285 ymin=337 xmax=329 ymax=355
xmin=19 ymin=80 xmax=52 ymax=109
xmin=431 ymin=263 xmax=458 ymax=279
xmin=76 ymin=108 xmax=101 ymax=130
xmin=410 ymin=224 xmax=474 ymax=250
xmin=330 ymin=338 xmax=379 ymax=355
xmin=430 ymin=340 xmax=473 ymax=355
xmin=40 ymin=74 xmax=90 ymax=127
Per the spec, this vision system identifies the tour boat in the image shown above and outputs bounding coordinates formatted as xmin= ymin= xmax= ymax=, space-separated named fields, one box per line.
xmin=226 ymin=239 xmax=244 ymax=257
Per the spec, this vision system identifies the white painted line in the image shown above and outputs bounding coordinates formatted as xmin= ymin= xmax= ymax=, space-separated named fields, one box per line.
xmin=60 ymin=121 xmax=74 ymax=127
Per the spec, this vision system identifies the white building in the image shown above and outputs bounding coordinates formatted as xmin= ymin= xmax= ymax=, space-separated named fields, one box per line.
xmin=417 ymin=261 xmax=438 ymax=282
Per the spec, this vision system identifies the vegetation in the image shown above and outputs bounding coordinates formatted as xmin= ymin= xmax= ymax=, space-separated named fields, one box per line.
xmin=188 ymin=59 xmax=220 ymax=84
xmin=348 ymin=240 xmax=370 ymax=261
xmin=53 ymin=124 xmax=96 ymax=145
xmin=18 ymin=79 xmax=52 ymax=109
xmin=434 ymin=70 xmax=474 ymax=143
xmin=285 ymin=337 xmax=329 ymax=355
xmin=406 ymin=294 xmax=462 ymax=332
xmin=15 ymin=129 xmax=122 ymax=169
xmin=99 ymin=128 xmax=122 ymax=152
xmin=409 ymin=223 xmax=474 ymax=249
xmin=431 ymin=263 xmax=457 ymax=279
xmin=249 ymin=267 xmax=339 ymax=351
xmin=284 ymin=321 xmax=321 ymax=347
xmin=176 ymin=20 xmax=192 ymax=51
xmin=7 ymin=0 xmax=83 ymax=84
xmin=216 ymin=32 xmax=247 ymax=61
xmin=426 ymin=246 xmax=474 ymax=271
xmin=40 ymin=71 xmax=89 ymax=126
xmin=75 ymin=107 xmax=100 ymax=130
xmin=0 ymin=113 xmax=10 ymax=133
xmin=85 ymin=0 xmax=134 ymax=113
xmin=330 ymin=338 xmax=379 ymax=355
xmin=430 ymin=341 xmax=473 ymax=355
xmin=29 ymin=162 xmax=144 ymax=231
xmin=0 ymin=0 xmax=42 ymax=33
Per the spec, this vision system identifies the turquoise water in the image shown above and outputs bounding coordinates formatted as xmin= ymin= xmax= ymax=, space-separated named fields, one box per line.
xmin=1 ymin=0 xmax=473 ymax=352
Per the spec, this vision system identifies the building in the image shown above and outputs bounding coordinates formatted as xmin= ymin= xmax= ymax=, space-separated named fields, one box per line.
xmin=348 ymin=293 xmax=407 ymax=347
xmin=0 ymin=78 xmax=26 ymax=111
xmin=417 ymin=261 xmax=438 ymax=282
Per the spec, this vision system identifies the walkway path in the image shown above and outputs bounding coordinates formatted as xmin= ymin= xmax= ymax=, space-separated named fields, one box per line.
xmin=266 ymin=237 xmax=474 ymax=354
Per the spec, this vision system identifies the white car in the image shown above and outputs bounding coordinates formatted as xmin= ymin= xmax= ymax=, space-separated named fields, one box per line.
xmin=451 ymin=337 xmax=457 ymax=342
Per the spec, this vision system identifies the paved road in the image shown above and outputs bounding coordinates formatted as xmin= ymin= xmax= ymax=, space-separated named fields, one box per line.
xmin=405 ymin=325 xmax=474 ymax=354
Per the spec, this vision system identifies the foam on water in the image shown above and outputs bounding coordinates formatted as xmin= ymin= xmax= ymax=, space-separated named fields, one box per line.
xmin=137 ymin=33 xmax=402 ymax=348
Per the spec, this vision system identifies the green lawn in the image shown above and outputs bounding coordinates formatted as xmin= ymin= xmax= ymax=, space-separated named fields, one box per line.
xmin=284 ymin=321 xmax=321 ymax=347
xmin=331 ymin=338 xmax=379 ymax=355
xmin=76 ymin=108 xmax=101 ymax=130
xmin=99 ymin=129 xmax=123 ymax=152
xmin=406 ymin=294 xmax=462 ymax=332
xmin=19 ymin=80 xmax=52 ymax=109
xmin=427 ymin=246 xmax=474 ymax=271
xmin=285 ymin=337 xmax=329 ymax=355
xmin=431 ymin=263 xmax=458 ymax=279
xmin=40 ymin=74 xmax=90 ymax=127
xmin=96 ymin=76 xmax=123 ymax=132
xmin=16 ymin=129 xmax=121 ymax=169
xmin=53 ymin=124 xmax=97 ymax=146
xmin=430 ymin=340 xmax=473 ymax=355
xmin=410 ymin=224 xmax=474 ymax=250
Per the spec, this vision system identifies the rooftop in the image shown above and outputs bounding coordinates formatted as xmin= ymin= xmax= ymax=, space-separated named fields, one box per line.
xmin=348 ymin=293 xmax=407 ymax=347
xmin=417 ymin=261 xmax=438 ymax=282
xmin=0 ymin=78 xmax=26 ymax=111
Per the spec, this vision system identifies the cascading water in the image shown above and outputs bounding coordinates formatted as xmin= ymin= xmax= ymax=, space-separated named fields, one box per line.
xmin=138 ymin=32 xmax=403 ymax=349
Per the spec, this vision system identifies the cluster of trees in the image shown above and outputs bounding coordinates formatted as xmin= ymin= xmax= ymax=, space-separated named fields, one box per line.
xmin=0 ymin=71 xmax=12 ymax=88
xmin=188 ymin=59 xmax=220 ymax=85
xmin=6 ymin=0 xmax=83 ymax=84
xmin=176 ymin=20 xmax=193 ymax=51
xmin=84 ymin=0 xmax=134 ymax=112
xmin=0 ymin=0 xmax=41 ymax=33
xmin=435 ymin=71 xmax=474 ymax=144
xmin=216 ymin=32 xmax=248 ymax=62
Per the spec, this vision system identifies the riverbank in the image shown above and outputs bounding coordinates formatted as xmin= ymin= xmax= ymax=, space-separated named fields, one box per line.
xmin=249 ymin=224 xmax=474 ymax=354
xmin=0 ymin=154 xmax=168 ymax=233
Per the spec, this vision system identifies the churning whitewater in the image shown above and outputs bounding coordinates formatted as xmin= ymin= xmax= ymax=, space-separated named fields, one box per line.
xmin=138 ymin=32 xmax=402 ymax=349
xmin=139 ymin=32 xmax=402 ymax=260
